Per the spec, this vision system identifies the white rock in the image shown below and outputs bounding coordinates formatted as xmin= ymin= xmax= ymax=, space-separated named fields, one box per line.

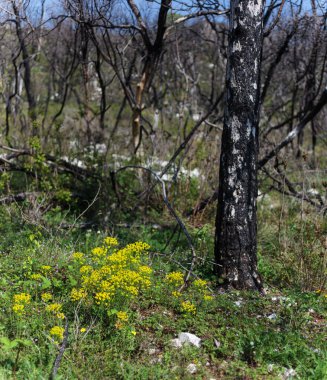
xmin=186 ymin=363 xmax=197 ymax=374
xmin=267 ymin=313 xmax=277 ymax=320
xmin=308 ymin=188 xmax=319 ymax=196
xmin=283 ymin=368 xmax=297 ymax=379
xmin=170 ymin=338 xmax=183 ymax=348
xmin=178 ymin=332 xmax=201 ymax=348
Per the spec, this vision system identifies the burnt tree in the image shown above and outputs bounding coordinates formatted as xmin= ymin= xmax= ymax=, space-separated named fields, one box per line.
xmin=214 ymin=0 xmax=265 ymax=290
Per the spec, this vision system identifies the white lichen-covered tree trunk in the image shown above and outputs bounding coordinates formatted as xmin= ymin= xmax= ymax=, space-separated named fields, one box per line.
xmin=214 ymin=0 xmax=264 ymax=290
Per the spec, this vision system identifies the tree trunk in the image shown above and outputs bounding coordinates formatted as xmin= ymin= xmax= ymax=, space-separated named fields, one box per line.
xmin=214 ymin=0 xmax=265 ymax=291
xmin=12 ymin=1 xmax=37 ymax=130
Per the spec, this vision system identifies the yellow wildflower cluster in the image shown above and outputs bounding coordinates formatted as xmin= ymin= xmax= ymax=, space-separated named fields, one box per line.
xmin=192 ymin=278 xmax=213 ymax=301
xmin=12 ymin=304 xmax=25 ymax=314
xmin=193 ymin=279 xmax=207 ymax=288
xmin=115 ymin=311 xmax=129 ymax=329
xmin=11 ymin=238 xmax=155 ymax=336
xmin=139 ymin=266 xmax=153 ymax=275
xmin=80 ymin=265 xmax=92 ymax=274
xmin=181 ymin=300 xmax=197 ymax=314
xmin=30 ymin=273 xmax=42 ymax=281
xmin=12 ymin=293 xmax=31 ymax=315
xmin=46 ymin=303 xmax=65 ymax=319
xmin=165 ymin=271 xmax=184 ymax=286
xmin=72 ymin=252 xmax=85 ymax=263
xmin=40 ymin=265 xmax=51 ymax=274
xmin=69 ymin=238 xmax=152 ymax=308
xmin=41 ymin=293 xmax=52 ymax=302
xmin=13 ymin=293 xmax=31 ymax=304
xmin=104 ymin=237 xmax=119 ymax=247
xmin=70 ymin=288 xmax=87 ymax=301
xmin=94 ymin=291 xmax=112 ymax=305
xmin=91 ymin=246 xmax=106 ymax=258
xmin=50 ymin=326 xmax=64 ymax=342
xmin=117 ymin=311 xmax=128 ymax=322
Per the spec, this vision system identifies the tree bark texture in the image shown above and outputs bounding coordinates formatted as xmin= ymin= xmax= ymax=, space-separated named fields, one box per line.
xmin=215 ymin=0 xmax=264 ymax=290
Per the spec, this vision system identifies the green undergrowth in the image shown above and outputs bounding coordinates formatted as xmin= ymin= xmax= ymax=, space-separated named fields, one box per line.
xmin=0 ymin=219 xmax=326 ymax=380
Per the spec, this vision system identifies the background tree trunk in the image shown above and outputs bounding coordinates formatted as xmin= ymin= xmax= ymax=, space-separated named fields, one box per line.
xmin=214 ymin=0 xmax=265 ymax=291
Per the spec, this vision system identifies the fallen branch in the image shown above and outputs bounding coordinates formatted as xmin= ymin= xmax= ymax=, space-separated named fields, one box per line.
xmin=50 ymin=319 xmax=69 ymax=380
xmin=0 ymin=192 xmax=44 ymax=204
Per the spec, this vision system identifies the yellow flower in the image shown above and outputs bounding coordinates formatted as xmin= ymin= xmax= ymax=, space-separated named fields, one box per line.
xmin=80 ymin=327 xmax=87 ymax=333
xmin=181 ymin=301 xmax=196 ymax=314
xmin=41 ymin=293 xmax=52 ymax=302
xmin=125 ymin=286 xmax=138 ymax=296
xmin=40 ymin=265 xmax=51 ymax=274
xmin=94 ymin=292 xmax=111 ymax=305
xmin=80 ymin=265 xmax=92 ymax=274
xmin=50 ymin=326 xmax=64 ymax=341
xmin=30 ymin=273 xmax=42 ymax=281
xmin=165 ymin=272 xmax=184 ymax=286
xmin=100 ymin=280 xmax=114 ymax=292
xmin=193 ymin=279 xmax=207 ymax=288
xmin=99 ymin=265 xmax=112 ymax=276
xmin=70 ymin=288 xmax=87 ymax=302
xmin=12 ymin=304 xmax=25 ymax=315
xmin=82 ymin=269 xmax=102 ymax=288
xmin=172 ymin=291 xmax=182 ymax=298
xmin=13 ymin=293 xmax=31 ymax=305
xmin=91 ymin=247 xmax=106 ymax=257
xmin=203 ymin=294 xmax=213 ymax=301
xmin=103 ymin=237 xmax=119 ymax=247
xmin=72 ymin=252 xmax=85 ymax=263
xmin=46 ymin=303 xmax=64 ymax=318
xmin=131 ymin=330 xmax=137 ymax=336
xmin=46 ymin=303 xmax=62 ymax=313
xmin=117 ymin=311 xmax=128 ymax=322
xmin=139 ymin=265 xmax=152 ymax=275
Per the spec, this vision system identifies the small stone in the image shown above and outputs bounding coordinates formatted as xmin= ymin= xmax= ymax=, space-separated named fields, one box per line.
xmin=267 ymin=313 xmax=277 ymax=320
xmin=214 ymin=338 xmax=221 ymax=348
xmin=186 ymin=363 xmax=197 ymax=374
xmin=178 ymin=332 xmax=201 ymax=348
xmin=170 ymin=338 xmax=183 ymax=348
xmin=283 ymin=368 xmax=297 ymax=379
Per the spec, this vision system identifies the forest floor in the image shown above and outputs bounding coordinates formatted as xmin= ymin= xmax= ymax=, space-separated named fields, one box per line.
xmin=0 ymin=194 xmax=326 ymax=380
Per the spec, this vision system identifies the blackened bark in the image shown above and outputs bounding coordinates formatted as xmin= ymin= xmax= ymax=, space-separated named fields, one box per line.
xmin=214 ymin=0 xmax=265 ymax=290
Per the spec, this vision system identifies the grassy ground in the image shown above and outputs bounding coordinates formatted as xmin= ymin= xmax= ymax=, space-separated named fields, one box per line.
xmin=0 ymin=197 xmax=326 ymax=380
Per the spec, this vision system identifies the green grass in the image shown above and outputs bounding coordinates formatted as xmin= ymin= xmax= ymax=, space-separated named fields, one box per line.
xmin=0 ymin=210 xmax=326 ymax=380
